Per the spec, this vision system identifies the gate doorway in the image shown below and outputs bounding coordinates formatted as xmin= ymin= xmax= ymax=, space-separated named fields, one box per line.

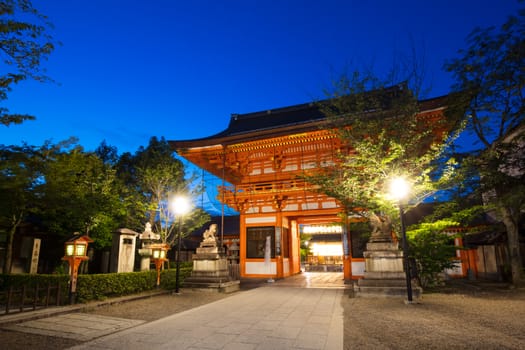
xmin=301 ymin=223 xmax=344 ymax=273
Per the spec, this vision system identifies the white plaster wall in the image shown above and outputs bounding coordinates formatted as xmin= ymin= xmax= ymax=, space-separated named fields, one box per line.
xmin=283 ymin=203 xmax=298 ymax=211
xmin=246 ymin=261 xmax=276 ymax=275
xmin=245 ymin=216 xmax=276 ymax=224
xmin=351 ymin=261 xmax=365 ymax=276
xmin=261 ymin=206 xmax=275 ymax=213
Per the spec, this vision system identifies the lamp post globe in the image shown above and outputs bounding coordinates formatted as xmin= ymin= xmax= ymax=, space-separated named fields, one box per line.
xmin=171 ymin=195 xmax=190 ymax=294
xmin=389 ymin=177 xmax=410 ymax=201
xmin=172 ymin=195 xmax=191 ymax=216
xmin=389 ymin=177 xmax=413 ymax=303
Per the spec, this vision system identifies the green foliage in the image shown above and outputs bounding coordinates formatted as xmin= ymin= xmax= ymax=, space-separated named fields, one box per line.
xmin=444 ymin=7 xmax=525 ymax=285
xmin=444 ymin=9 xmax=525 ymax=148
xmin=407 ymin=221 xmax=461 ymax=288
xmin=0 ymin=143 xmax=43 ymax=273
xmin=0 ymin=0 xmax=56 ymax=126
xmin=305 ymin=69 xmax=465 ymax=286
xmin=76 ymin=271 xmax=156 ymax=302
xmin=0 ymin=273 xmax=69 ymax=290
xmin=168 ymin=261 xmax=193 ymax=269
xmin=0 ymin=269 xmax=193 ymax=304
xmin=299 ymin=234 xmax=312 ymax=259
xmin=75 ymin=268 xmax=192 ymax=303
xmin=116 ymin=137 xmax=209 ymax=246
xmin=306 ymin=73 xmax=460 ymax=237
xmin=36 ymin=143 xmax=123 ymax=249
xmin=158 ymin=266 xmax=193 ymax=290
xmin=0 ymin=136 xmax=206 ymax=272
xmin=427 ymin=202 xmax=486 ymax=227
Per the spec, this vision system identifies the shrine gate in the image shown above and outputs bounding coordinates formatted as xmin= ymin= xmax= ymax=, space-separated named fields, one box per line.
xmin=170 ymin=93 xmax=447 ymax=282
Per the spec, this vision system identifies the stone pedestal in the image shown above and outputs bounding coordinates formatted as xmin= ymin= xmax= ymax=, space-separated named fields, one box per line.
xmin=354 ymin=241 xmax=421 ymax=299
xmin=183 ymin=246 xmax=240 ymax=293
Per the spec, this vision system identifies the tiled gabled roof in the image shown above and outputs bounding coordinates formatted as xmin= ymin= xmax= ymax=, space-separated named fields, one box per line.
xmin=225 ymin=102 xmax=325 ymax=136
xmin=170 ymin=101 xmax=327 ymax=148
xmin=170 ymin=85 xmax=448 ymax=148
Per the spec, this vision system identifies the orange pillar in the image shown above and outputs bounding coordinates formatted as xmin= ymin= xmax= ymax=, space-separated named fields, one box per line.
xmin=239 ymin=214 xmax=247 ymax=277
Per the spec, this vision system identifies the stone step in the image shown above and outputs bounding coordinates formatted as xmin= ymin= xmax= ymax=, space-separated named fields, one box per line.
xmin=362 ymin=271 xmax=407 ymax=279
xmin=183 ymin=280 xmax=240 ymax=293
xmin=354 ymin=285 xmax=422 ymax=299
xmin=357 ymin=279 xmax=408 ymax=287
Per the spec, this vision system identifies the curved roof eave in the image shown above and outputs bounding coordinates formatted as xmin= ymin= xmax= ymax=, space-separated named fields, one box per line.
xmin=170 ymin=116 xmax=327 ymax=149
xmin=170 ymin=91 xmax=450 ymax=150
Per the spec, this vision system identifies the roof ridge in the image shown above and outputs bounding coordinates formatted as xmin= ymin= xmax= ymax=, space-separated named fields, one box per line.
xmin=230 ymin=101 xmax=318 ymax=121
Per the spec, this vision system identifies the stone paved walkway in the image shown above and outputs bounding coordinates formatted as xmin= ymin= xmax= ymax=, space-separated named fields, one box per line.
xmin=2 ymin=313 xmax=145 ymax=341
xmin=69 ymin=286 xmax=344 ymax=350
xmin=1 ymin=273 xmax=347 ymax=349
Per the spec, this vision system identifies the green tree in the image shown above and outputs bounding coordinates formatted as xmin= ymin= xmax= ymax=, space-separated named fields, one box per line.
xmin=0 ymin=143 xmax=42 ymax=273
xmin=302 ymin=71 xmax=462 ymax=287
xmin=309 ymin=74 xmax=459 ymax=235
xmin=0 ymin=0 xmax=55 ymax=126
xmin=37 ymin=142 xmax=123 ymax=250
xmin=444 ymin=8 xmax=525 ymax=286
xmin=116 ymin=137 xmax=209 ymax=246
xmin=406 ymin=221 xmax=461 ymax=288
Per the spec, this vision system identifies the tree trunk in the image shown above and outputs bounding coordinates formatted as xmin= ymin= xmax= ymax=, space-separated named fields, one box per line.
xmin=500 ymin=206 xmax=523 ymax=287
xmin=2 ymin=226 xmax=16 ymax=274
xmin=2 ymin=213 xmax=24 ymax=274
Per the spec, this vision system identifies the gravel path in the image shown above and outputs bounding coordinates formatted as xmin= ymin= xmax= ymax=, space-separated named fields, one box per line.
xmin=343 ymin=288 xmax=525 ymax=349
xmin=1 ymin=281 xmax=524 ymax=350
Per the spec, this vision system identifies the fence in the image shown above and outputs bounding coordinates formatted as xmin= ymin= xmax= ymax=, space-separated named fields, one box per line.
xmin=0 ymin=282 xmax=63 ymax=316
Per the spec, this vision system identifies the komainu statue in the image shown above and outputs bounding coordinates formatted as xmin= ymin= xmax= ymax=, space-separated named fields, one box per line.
xmin=202 ymin=224 xmax=218 ymax=246
xmin=369 ymin=212 xmax=392 ymax=242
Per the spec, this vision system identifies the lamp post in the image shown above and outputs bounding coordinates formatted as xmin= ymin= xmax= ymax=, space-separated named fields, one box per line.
xmin=171 ymin=195 xmax=190 ymax=294
xmin=62 ymin=235 xmax=93 ymax=304
xmin=389 ymin=177 xmax=413 ymax=303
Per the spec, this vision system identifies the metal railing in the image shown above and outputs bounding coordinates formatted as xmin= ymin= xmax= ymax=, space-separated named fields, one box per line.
xmin=1 ymin=282 xmax=63 ymax=315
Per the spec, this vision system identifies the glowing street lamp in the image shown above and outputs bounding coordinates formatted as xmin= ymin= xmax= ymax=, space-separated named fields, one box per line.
xmin=389 ymin=177 xmax=413 ymax=303
xmin=171 ymin=195 xmax=191 ymax=294
xmin=150 ymin=243 xmax=169 ymax=287
xmin=62 ymin=234 xmax=93 ymax=304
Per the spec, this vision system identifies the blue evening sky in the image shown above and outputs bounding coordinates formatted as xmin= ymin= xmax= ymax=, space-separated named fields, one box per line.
xmin=1 ymin=0 xmax=521 ymax=155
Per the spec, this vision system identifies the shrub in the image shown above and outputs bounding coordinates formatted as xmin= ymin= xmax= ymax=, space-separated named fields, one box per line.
xmin=75 ymin=267 xmax=193 ymax=303
xmin=1 ymin=266 xmax=193 ymax=304
xmin=407 ymin=221 xmax=462 ymax=288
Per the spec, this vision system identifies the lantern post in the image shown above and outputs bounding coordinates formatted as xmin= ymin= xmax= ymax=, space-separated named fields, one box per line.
xmin=150 ymin=243 xmax=170 ymax=287
xmin=62 ymin=235 xmax=93 ymax=304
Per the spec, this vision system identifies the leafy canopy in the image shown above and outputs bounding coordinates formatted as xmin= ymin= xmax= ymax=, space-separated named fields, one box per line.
xmin=308 ymin=74 xmax=460 ymax=227
xmin=0 ymin=0 xmax=56 ymax=126
xmin=443 ymin=7 xmax=525 ymax=285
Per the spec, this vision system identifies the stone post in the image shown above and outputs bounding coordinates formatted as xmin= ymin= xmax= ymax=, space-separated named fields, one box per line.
xmin=110 ymin=228 xmax=138 ymax=273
